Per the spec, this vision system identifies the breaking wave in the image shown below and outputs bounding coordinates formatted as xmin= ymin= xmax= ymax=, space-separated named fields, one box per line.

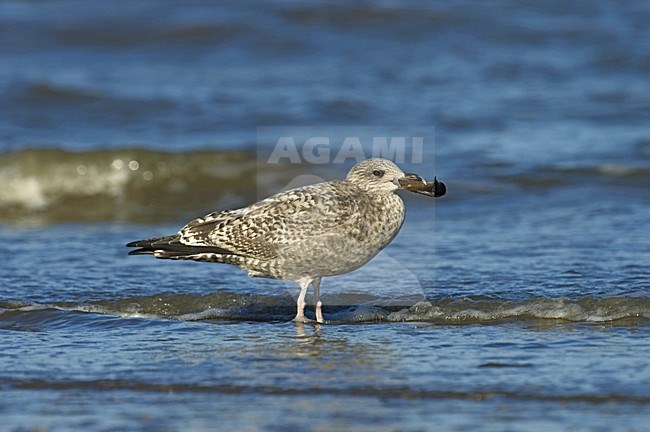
xmin=1 ymin=147 xmax=649 ymax=223
xmin=1 ymin=294 xmax=648 ymax=328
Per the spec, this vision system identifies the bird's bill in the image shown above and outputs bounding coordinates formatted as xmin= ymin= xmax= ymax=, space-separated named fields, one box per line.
xmin=395 ymin=173 xmax=447 ymax=198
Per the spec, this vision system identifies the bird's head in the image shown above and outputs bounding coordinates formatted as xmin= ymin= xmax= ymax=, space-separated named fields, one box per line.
xmin=346 ymin=158 xmax=446 ymax=198
xmin=346 ymin=158 xmax=405 ymax=194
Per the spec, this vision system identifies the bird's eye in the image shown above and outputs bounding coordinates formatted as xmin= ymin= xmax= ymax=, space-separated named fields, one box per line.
xmin=372 ymin=169 xmax=385 ymax=178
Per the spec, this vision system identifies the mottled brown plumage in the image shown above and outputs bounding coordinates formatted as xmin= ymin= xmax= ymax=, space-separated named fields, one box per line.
xmin=127 ymin=158 xmax=445 ymax=323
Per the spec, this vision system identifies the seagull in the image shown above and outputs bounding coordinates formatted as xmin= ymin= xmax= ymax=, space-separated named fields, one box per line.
xmin=127 ymin=158 xmax=445 ymax=323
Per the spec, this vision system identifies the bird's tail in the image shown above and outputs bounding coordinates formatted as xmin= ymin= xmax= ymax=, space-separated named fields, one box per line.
xmin=126 ymin=235 xmax=237 ymax=261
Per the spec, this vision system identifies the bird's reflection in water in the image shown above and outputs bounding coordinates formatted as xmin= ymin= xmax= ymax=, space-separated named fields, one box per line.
xmin=269 ymin=321 xmax=397 ymax=385
xmin=292 ymin=320 xmax=322 ymax=341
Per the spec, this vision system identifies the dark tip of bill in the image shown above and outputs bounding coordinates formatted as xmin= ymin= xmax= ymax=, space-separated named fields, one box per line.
xmin=433 ymin=177 xmax=446 ymax=198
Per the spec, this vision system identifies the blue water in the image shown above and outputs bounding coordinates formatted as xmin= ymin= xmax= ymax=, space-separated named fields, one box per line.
xmin=1 ymin=1 xmax=649 ymax=431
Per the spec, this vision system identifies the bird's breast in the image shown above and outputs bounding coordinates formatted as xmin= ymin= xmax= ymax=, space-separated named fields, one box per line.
xmin=361 ymin=193 xmax=405 ymax=246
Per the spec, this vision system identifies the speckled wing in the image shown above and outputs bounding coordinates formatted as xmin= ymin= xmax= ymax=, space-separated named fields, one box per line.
xmin=178 ymin=181 xmax=363 ymax=260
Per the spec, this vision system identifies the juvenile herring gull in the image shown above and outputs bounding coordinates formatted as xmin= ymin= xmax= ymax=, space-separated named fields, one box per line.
xmin=127 ymin=158 xmax=446 ymax=323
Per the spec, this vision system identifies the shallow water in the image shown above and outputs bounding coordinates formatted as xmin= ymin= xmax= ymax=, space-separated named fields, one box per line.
xmin=1 ymin=0 xmax=650 ymax=431
xmin=1 ymin=200 xmax=648 ymax=431
xmin=2 ymin=319 xmax=648 ymax=431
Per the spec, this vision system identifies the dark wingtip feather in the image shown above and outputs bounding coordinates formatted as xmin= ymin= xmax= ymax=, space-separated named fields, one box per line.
xmin=128 ymin=248 xmax=154 ymax=255
xmin=126 ymin=235 xmax=178 ymax=249
xmin=126 ymin=234 xmax=237 ymax=260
